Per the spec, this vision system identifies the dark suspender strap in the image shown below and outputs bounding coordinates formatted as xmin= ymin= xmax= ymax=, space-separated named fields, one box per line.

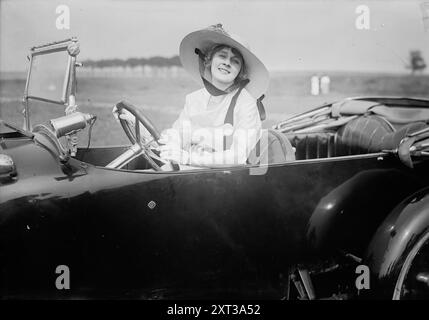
xmin=257 ymin=94 xmax=266 ymax=121
xmin=223 ymin=84 xmax=247 ymax=126
xmin=248 ymin=98 xmax=264 ymax=162
xmin=223 ymin=83 xmax=249 ymax=150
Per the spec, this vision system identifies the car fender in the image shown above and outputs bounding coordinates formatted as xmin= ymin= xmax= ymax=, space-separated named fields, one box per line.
xmin=306 ymin=166 xmax=423 ymax=255
xmin=363 ymin=187 xmax=429 ymax=298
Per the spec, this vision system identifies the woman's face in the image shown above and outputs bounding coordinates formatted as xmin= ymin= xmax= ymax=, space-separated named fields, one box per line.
xmin=210 ymin=47 xmax=243 ymax=89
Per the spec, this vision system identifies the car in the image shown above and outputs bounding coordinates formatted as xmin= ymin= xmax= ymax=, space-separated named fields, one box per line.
xmin=1 ymin=38 xmax=429 ymax=300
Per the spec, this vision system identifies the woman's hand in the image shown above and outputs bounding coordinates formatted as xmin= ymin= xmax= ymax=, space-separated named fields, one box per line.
xmin=158 ymin=142 xmax=189 ymax=164
xmin=156 ymin=128 xmax=188 ymax=164
xmin=158 ymin=128 xmax=181 ymax=146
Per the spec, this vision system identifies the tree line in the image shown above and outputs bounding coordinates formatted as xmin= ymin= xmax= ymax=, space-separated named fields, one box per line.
xmin=81 ymin=55 xmax=181 ymax=68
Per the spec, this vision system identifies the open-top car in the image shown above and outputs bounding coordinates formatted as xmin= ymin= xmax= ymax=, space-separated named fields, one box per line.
xmin=1 ymin=38 xmax=429 ymax=299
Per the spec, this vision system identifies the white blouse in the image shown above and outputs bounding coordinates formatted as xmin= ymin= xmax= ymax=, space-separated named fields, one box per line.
xmin=171 ymin=87 xmax=262 ymax=165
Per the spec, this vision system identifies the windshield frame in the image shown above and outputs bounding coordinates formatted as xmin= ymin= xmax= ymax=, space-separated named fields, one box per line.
xmin=23 ymin=38 xmax=77 ymax=130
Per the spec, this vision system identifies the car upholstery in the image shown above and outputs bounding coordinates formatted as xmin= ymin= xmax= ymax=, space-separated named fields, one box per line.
xmin=285 ymin=115 xmax=429 ymax=160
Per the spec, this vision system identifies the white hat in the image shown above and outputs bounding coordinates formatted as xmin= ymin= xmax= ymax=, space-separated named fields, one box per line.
xmin=179 ymin=24 xmax=269 ymax=99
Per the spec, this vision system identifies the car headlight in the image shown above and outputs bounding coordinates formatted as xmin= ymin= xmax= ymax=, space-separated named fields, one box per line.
xmin=50 ymin=112 xmax=96 ymax=138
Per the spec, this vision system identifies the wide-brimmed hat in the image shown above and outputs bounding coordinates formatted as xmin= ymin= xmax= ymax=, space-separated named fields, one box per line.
xmin=179 ymin=24 xmax=269 ymax=99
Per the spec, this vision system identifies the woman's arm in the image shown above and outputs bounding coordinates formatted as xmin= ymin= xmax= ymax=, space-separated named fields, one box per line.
xmin=187 ymin=100 xmax=262 ymax=166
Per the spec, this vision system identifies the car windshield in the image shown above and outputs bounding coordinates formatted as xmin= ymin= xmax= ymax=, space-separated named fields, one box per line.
xmin=0 ymin=0 xmax=428 ymax=147
xmin=27 ymin=50 xmax=70 ymax=104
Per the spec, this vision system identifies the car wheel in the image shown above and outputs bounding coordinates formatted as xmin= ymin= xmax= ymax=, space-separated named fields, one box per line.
xmin=393 ymin=231 xmax=429 ymax=300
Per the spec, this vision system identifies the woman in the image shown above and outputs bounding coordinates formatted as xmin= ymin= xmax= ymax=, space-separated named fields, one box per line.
xmin=158 ymin=24 xmax=269 ymax=166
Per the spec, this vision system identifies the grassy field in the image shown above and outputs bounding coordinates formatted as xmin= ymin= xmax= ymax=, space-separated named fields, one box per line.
xmin=1 ymin=71 xmax=428 ymax=146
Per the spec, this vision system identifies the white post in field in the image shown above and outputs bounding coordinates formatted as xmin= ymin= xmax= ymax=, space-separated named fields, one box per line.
xmin=311 ymin=75 xmax=320 ymax=95
xmin=320 ymin=75 xmax=330 ymax=94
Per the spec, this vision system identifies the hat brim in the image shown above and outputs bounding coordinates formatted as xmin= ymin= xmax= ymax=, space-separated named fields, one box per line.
xmin=179 ymin=29 xmax=269 ymax=99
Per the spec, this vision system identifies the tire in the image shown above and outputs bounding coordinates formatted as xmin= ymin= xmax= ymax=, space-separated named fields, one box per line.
xmin=393 ymin=231 xmax=429 ymax=300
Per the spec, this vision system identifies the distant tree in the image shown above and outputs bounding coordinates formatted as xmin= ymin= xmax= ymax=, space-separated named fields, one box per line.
xmin=407 ymin=50 xmax=426 ymax=74
xmin=170 ymin=55 xmax=181 ymax=66
xmin=126 ymin=57 xmax=147 ymax=67
xmin=81 ymin=55 xmax=181 ymax=68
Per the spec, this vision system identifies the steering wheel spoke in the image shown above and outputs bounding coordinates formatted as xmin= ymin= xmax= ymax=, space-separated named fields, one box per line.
xmin=110 ymin=100 xmax=179 ymax=171
xmin=106 ymin=143 xmax=143 ymax=169
xmin=135 ymin=119 xmax=141 ymax=144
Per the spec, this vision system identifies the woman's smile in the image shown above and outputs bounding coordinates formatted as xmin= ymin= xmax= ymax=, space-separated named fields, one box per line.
xmin=218 ymin=66 xmax=231 ymax=74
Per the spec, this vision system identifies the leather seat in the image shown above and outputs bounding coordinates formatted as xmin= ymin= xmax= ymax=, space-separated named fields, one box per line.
xmin=247 ymin=129 xmax=296 ymax=165
xmin=335 ymin=115 xmax=428 ymax=156
xmin=335 ymin=115 xmax=394 ymax=156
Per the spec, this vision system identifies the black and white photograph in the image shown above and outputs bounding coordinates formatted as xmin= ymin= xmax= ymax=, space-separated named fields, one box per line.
xmin=1 ymin=0 xmax=429 ymax=306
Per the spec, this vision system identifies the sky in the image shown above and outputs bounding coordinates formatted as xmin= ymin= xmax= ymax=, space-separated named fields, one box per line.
xmin=0 ymin=0 xmax=428 ymax=72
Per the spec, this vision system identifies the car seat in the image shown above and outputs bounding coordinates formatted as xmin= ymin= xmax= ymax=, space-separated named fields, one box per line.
xmin=247 ymin=129 xmax=296 ymax=165
xmin=335 ymin=115 xmax=428 ymax=156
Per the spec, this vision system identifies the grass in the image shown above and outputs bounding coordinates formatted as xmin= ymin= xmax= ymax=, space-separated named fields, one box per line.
xmin=1 ymin=71 xmax=428 ymax=146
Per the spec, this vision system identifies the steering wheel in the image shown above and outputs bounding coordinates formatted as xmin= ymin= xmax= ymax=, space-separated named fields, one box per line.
xmin=108 ymin=100 xmax=179 ymax=171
